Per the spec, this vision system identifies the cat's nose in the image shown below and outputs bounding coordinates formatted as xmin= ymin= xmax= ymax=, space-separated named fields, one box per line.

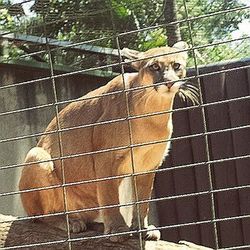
xmin=163 ymin=74 xmax=175 ymax=89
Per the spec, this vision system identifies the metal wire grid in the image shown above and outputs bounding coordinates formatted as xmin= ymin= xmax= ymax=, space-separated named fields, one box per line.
xmin=44 ymin=25 xmax=73 ymax=249
xmin=0 ymin=1 xmax=250 ymax=250
xmin=0 ymin=3 xmax=249 ymax=65
xmin=182 ymin=1 xmax=219 ymax=247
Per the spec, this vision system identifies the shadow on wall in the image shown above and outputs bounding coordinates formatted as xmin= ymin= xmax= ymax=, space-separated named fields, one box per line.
xmin=0 ymin=63 xmax=111 ymax=216
xmin=155 ymin=58 xmax=250 ymax=248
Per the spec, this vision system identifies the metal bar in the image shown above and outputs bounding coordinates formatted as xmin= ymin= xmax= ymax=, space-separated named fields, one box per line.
xmin=116 ymin=36 xmax=144 ymax=249
xmin=2 ymin=172 xmax=250 ymax=212
xmin=0 ymin=32 xmax=119 ymax=56
xmin=0 ymin=36 xmax=249 ymax=91
xmin=1 ymin=76 xmax=250 ymax=122
xmin=2 ymin=213 xmax=250 ymax=250
xmin=183 ymin=0 xmax=219 ymax=247
xmin=1 ymin=122 xmax=250 ymax=172
xmin=2 ymin=187 xmax=250 ymax=230
xmin=0 ymin=2 xmax=250 ymax=249
xmin=42 ymin=14 xmax=72 ymax=250
xmin=1 ymin=153 xmax=250 ymax=213
xmin=0 ymin=58 xmax=117 ymax=78
xmin=0 ymin=4 xmax=248 ymax=52
xmin=0 ymin=30 xmax=248 ymax=65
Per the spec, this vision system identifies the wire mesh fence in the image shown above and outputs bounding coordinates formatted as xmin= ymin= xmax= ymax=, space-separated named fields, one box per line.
xmin=0 ymin=0 xmax=250 ymax=249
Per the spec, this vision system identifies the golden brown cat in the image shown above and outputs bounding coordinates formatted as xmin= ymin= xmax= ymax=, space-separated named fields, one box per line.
xmin=19 ymin=41 xmax=197 ymax=242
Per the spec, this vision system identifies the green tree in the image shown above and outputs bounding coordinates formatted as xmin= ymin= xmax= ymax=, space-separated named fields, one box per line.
xmin=0 ymin=0 xmax=249 ymax=66
xmin=164 ymin=0 xmax=182 ymax=46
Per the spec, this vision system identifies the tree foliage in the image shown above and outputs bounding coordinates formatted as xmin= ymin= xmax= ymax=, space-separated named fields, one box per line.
xmin=0 ymin=0 xmax=249 ymax=66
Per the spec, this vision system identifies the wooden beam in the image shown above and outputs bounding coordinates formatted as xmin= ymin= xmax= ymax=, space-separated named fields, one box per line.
xmin=0 ymin=32 xmax=119 ymax=56
xmin=0 ymin=58 xmax=118 ymax=78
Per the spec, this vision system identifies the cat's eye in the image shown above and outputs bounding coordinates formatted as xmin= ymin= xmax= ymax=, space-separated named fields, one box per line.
xmin=150 ymin=63 xmax=161 ymax=71
xmin=173 ymin=63 xmax=181 ymax=70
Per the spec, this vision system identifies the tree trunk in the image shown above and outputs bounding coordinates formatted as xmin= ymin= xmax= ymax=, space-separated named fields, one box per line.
xmin=164 ymin=0 xmax=182 ymax=46
xmin=0 ymin=214 xmax=212 ymax=250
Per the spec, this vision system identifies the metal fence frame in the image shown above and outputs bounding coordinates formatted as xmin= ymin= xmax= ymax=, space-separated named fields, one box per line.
xmin=0 ymin=1 xmax=250 ymax=249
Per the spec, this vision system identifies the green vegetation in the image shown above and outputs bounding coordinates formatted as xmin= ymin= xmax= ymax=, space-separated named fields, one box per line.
xmin=0 ymin=0 xmax=249 ymax=67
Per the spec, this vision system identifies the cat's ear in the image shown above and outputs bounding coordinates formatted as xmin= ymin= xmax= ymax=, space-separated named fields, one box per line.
xmin=173 ymin=41 xmax=189 ymax=50
xmin=172 ymin=41 xmax=189 ymax=60
xmin=121 ymin=48 xmax=144 ymax=71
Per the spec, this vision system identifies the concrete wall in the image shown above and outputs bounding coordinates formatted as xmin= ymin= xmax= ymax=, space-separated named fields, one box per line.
xmin=0 ymin=62 xmax=111 ymax=216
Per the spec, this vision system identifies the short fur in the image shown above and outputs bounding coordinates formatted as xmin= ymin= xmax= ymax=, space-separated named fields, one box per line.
xmin=19 ymin=41 xmax=191 ymax=241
